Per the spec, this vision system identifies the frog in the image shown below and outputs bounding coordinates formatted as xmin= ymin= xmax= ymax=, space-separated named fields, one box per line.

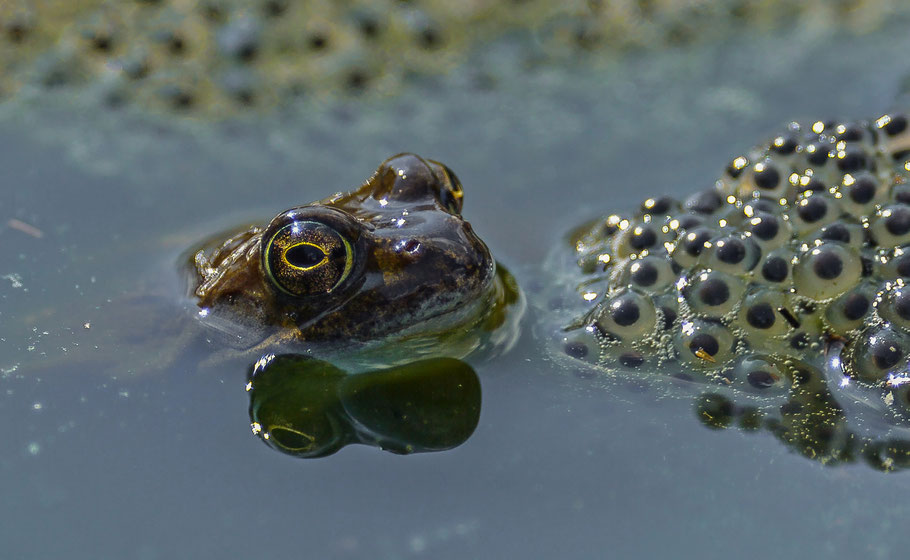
xmin=545 ymin=110 xmax=910 ymax=471
xmin=186 ymin=152 xmax=523 ymax=368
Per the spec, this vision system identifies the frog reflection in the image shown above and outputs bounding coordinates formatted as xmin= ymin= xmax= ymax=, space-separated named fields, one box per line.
xmin=188 ymin=153 xmax=522 ymax=365
xmin=246 ymin=354 xmax=481 ymax=458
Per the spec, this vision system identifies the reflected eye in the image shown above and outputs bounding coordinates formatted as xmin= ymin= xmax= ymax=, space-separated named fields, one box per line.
xmin=263 ymin=220 xmax=354 ymax=297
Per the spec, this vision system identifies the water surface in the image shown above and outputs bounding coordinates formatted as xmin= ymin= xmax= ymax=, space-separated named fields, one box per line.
xmin=2 ymin=27 xmax=910 ymax=559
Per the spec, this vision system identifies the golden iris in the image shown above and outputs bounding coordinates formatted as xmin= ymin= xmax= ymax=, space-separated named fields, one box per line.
xmin=263 ymin=221 xmax=353 ymax=297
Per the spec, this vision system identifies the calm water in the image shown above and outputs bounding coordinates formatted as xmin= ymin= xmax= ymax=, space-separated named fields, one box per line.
xmin=2 ymin=27 xmax=910 ymax=559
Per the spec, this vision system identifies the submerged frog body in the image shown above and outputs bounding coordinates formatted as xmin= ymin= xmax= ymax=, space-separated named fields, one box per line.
xmin=189 ymin=153 xmax=522 ymax=364
xmin=551 ymin=111 xmax=910 ymax=467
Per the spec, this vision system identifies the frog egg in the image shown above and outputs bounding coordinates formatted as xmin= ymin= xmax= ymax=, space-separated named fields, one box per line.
xmin=869 ymin=205 xmax=910 ymax=248
xmin=671 ymin=225 xmax=718 ymax=269
xmin=736 ymin=160 xmax=788 ymax=199
xmin=744 ymin=211 xmax=792 ymax=250
xmin=561 ymin=326 xmax=602 ymax=365
xmin=807 ymin=220 xmax=866 ymax=251
xmin=849 ymin=326 xmax=910 ymax=383
xmin=769 ymin=132 xmax=801 ymax=160
xmin=791 ymin=174 xmax=829 ymax=197
xmin=835 ymin=122 xmax=875 ymax=143
xmin=594 ymin=288 xmax=657 ymax=341
xmin=666 ymin=213 xmax=706 ymax=235
xmin=837 ymin=172 xmax=882 ymax=215
xmin=888 ymin=384 xmax=910 ymax=419
xmin=802 ymin=140 xmax=835 ymax=172
xmin=874 ymin=113 xmax=910 ymax=158
xmin=682 ymin=270 xmax=746 ymax=318
xmin=683 ymin=188 xmax=724 ymax=215
xmin=834 ymin=145 xmax=875 ymax=175
xmin=792 ymin=242 xmax=862 ymax=301
xmin=743 ymin=196 xmax=788 ymax=217
xmin=613 ymin=219 xmax=668 ymax=258
xmin=716 ymin=155 xmax=751 ymax=196
xmin=736 ymin=288 xmax=794 ymax=339
xmin=875 ymin=284 xmax=910 ymax=334
xmin=620 ymin=255 xmax=676 ymax=293
xmin=638 ymin=196 xmax=680 ymax=218
xmin=753 ymin=248 xmax=793 ymax=286
xmin=694 ymin=393 xmax=735 ymax=430
xmin=701 ymin=234 xmax=760 ymax=276
xmin=877 ymin=246 xmax=910 ymax=280
xmin=654 ymin=294 xmax=680 ymax=331
xmin=890 ymin=183 xmax=910 ymax=206
xmin=733 ymin=355 xmax=791 ymax=395
xmin=824 ymin=283 xmax=876 ymax=335
xmin=675 ymin=319 xmax=736 ymax=366
xmin=790 ymin=192 xmax=841 ymax=235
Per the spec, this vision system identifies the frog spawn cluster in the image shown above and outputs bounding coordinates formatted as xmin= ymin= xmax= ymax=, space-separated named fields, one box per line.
xmin=565 ymin=112 xmax=910 ymax=418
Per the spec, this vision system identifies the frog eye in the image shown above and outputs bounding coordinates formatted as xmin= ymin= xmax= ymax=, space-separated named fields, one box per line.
xmin=263 ymin=220 xmax=354 ymax=297
xmin=849 ymin=326 xmax=910 ymax=383
xmin=792 ymin=242 xmax=862 ymax=301
xmin=869 ymin=205 xmax=910 ymax=248
xmin=594 ymin=288 xmax=657 ymax=340
xmin=674 ymin=319 xmax=736 ymax=367
xmin=434 ymin=161 xmax=464 ymax=214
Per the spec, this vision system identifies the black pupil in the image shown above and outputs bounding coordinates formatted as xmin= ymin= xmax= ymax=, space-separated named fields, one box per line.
xmin=285 ymin=243 xmax=326 ymax=268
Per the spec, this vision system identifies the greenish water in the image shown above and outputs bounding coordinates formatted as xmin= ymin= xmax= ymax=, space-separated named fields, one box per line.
xmin=2 ymin=27 xmax=910 ymax=559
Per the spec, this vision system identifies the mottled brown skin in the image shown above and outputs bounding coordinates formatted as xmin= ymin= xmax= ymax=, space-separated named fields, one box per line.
xmin=190 ymin=153 xmax=496 ymax=347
